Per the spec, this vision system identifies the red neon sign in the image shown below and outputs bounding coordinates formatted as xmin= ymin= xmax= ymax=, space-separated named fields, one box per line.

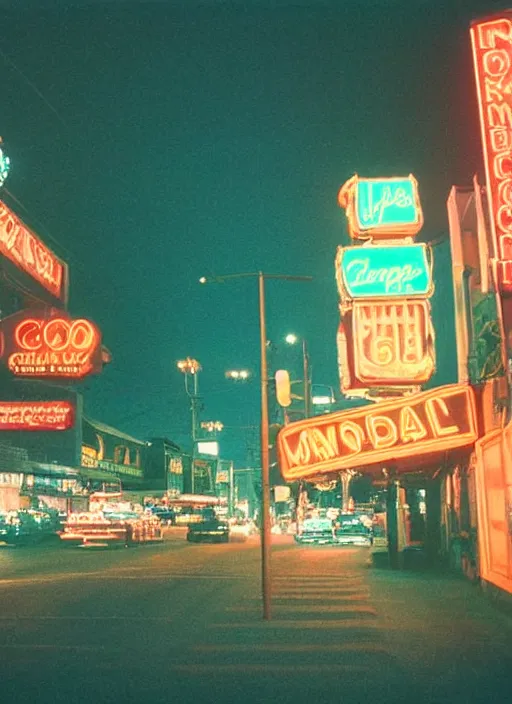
xmin=3 ymin=315 xmax=102 ymax=379
xmin=0 ymin=200 xmax=67 ymax=301
xmin=0 ymin=401 xmax=75 ymax=431
xmin=471 ymin=14 xmax=512 ymax=295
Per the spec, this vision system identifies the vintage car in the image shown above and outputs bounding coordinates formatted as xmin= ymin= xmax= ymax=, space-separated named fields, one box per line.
xmin=0 ymin=509 xmax=62 ymax=546
xmin=186 ymin=516 xmax=230 ymax=543
xmin=295 ymin=517 xmax=335 ymax=545
xmin=60 ymin=507 xmax=162 ymax=547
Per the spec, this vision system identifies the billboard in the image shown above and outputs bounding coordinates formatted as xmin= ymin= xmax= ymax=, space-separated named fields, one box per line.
xmin=0 ymin=311 xmax=102 ymax=380
xmin=338 ymin=175 xmax=424 ymax=240
xmin=277 ymin=384 xmax=478 ymax=481
xmin=0 ymin=401 xmax=75 ymax=431
xmin=471 ymin=13 xmax=512 ymax=295
xmin=336 ymin=243 xmax=433 ymax=299
xmin=0 ymin=200 xmax=68 ymax=303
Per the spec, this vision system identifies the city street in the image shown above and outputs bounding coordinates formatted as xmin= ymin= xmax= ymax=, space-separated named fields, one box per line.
xmin=1 ymin=532 xmax=511 ymax=704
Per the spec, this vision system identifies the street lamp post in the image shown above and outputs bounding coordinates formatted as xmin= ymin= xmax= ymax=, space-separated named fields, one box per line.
xmin=177 ymin=357 xmax=202 ymax=494
xmin=200 ymin=271 xmax=312 ymax=620
xmin=285 ymin=334 xmax=311 ymax=418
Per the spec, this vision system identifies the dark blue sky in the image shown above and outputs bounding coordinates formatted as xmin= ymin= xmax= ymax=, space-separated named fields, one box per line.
xmin=0 ymin=0 xmax=507 ymax=464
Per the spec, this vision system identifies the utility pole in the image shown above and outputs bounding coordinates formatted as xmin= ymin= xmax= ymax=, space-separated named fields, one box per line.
xmin=200 ymin=271 xmax=312 ymax=620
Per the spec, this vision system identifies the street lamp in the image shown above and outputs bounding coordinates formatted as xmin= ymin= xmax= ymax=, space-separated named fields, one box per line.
xmin=200 ymin=271 xmax=312 ymax=620
xmin=200 ymin=420 xmax=224 ymax=433
xmin=177 ymin=357 xmax=202 ymax=494
xmin=225 ymin=369 xmax=251 ymax=381
xmin=285 ymin=332 xmax=311 ymax=418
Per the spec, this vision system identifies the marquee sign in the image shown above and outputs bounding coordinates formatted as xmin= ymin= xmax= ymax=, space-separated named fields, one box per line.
xmin=336 ymin=243 xmax=433 ymax=299
xmin=471 ymin=14 xmax=512 ymax=295
xmin=0 ymin=200 xmax=67 ymax=302
xmin=1 ymin=312 xmax=102 ymax=379
xmin=277 ymin=384 xmax=477 ymax=481
xmin=338 ymin=175 xmax=424 ymax=240
xmin=0 ymin=401 xmax=75 ymax=431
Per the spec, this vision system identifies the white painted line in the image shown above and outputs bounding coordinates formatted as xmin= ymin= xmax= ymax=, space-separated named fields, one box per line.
xmin=210 ymin=620 xmax=384 ymax=629
xmin=170 ymin=663 xmax=370 ymax=674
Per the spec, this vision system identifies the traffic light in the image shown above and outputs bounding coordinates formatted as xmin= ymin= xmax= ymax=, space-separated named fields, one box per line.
xmin=275 ymin=369 xmax=292 ymax=407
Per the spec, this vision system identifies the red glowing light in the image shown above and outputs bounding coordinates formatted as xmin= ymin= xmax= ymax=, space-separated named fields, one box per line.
xmin=0 ymin=200 xmax=67 ymax=302
xmin=0 ymin=401 xmax=75 ymax=431
xmin=471 ymin=14 xmax=512 ymax=294
xmin=1 ymin=313 xmax=102 ymax=379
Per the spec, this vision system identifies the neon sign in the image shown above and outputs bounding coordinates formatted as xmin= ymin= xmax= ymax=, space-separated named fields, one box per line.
xmin=2 ymin=314 xmax=102 ymax=379
xmin=0 ymin=200 xmax=67 ymax=302
xmin=471 ymin=14 xmax=512 ymax=294
xmin=352 ymin=300 xmax=436 ymax=385
xmin=0 ymin=401 xmax=74 ymax=431
xmin=277 ymin=384 xmax=477 ymax=481
xmin=338 ymin=175 xmax=423 ymax=240
xmin=336 ymin=244 xmax=433 ymax=298
xmin=0 ymin=146 xmax=10 ymax=188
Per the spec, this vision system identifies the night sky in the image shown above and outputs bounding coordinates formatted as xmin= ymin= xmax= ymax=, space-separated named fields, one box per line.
xmin=1 ymin=0 xmax=508 ymax=465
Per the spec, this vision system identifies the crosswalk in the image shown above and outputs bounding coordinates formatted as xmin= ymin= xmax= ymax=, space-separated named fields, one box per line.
xmin=167 ymin=552 xmax=402 ymax=685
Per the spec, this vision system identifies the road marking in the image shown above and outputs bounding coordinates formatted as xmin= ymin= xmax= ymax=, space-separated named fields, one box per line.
xmin=210 ymin=619 xmax=384 ymax=629
xmin=0 ymin=616 xmax=173 ymax=621
xmin=170 ymin=664 xmax=370 ymax=674
xmin=0 ymin=572 xmax=253 ymax=587
xmin=191 ymin=642 xmax=388 ymax=653
xmin=225 ymin=605 xmax=377 ymax=615
xmin=0 ymin=644 xmax=104 ymax=651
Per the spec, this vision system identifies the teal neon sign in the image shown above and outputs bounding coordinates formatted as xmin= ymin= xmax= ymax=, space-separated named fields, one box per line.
xmin=338 ymin=244 xmax=433 ymax=298
xmin=356 ymin=178 xmax=420 ymax=231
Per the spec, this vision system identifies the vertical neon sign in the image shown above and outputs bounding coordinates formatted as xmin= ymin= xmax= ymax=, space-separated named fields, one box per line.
xmin=471 ymin=14 xmax=512 ymax=295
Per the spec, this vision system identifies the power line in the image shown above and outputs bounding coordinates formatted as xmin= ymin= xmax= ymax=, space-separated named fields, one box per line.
xmin=0 ymin=46 xmax=69 ymax=129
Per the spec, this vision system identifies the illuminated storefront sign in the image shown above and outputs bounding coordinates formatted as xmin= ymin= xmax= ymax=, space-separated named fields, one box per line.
xmin=0 ymin=401 xmax=75 ymax=431
xmin=0 ymin=145 xmax=10 ymax=188
xmin=336 ymin=243 xmax=433 ymax=298
xmin=471 ymin=14 xmax=512 ymax=294
xmin=0 ymin=200 xmax=67 ymax=302
xmin=97 ymin=459 xmax=143 ymax=478
xmin=338 ymin=175 xmax=424 ymax=240
xmin=2 ymin=313 xmax=102 ymax=379
xmin=277 ymin=384 xmax=477 ymax=481
xmin=352 ymin=300 xmax=436 ymax=385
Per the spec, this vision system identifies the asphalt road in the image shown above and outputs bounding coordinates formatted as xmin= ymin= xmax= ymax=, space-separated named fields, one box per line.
xmin=1 ymin=531 xmax=511 ymax=704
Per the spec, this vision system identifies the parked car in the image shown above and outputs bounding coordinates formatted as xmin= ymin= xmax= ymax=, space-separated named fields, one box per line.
xmin=295 ymin=517 xmax=335 ymax=545
xmin=187 ymin=515 xmax=230 ymax=543
xmin=150 ymin=506 xmax=176 ymax=525
xmin=0 ymin=510 xmax=52 ymax=546
xmin=335 ymin=522 xmax=372 ymax=547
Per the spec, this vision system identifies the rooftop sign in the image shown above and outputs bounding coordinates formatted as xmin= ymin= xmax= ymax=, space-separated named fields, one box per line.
xmin=277 ymin=384 xmax=477 ymax=481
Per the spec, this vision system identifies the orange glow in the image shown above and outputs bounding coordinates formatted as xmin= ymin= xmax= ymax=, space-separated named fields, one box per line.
xmin=0 ymin=401 xmax=74 ymax=431
xmin=3 ymin=315 xmax=102 ymax=378
xmin=475 ymin=422 xmax=512 ymax=593
xmin=471 ymin=14 xmax=512 ymax=294
xmin=277 ymin=384 xmax=477 ymax=481
xmin=339 ymin=300 xmax=436 ymax=392
xmin=0 ymin=200 xmax=67 ymax=301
